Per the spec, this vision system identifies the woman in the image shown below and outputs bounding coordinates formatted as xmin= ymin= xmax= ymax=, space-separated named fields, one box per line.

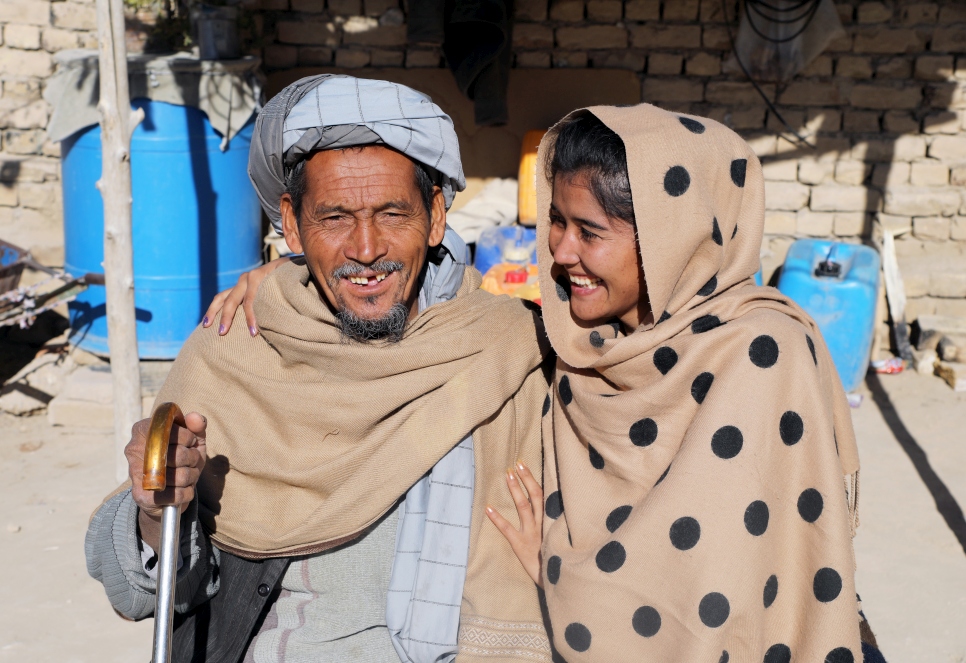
xmin=207 ymin=104 xmax=870 ymax=663
xmin=486 ymin=105 xmax=866 ymax=663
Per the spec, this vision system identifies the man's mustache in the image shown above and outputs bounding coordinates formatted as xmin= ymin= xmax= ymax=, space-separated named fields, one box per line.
xmin=331 ymin=260 xmax=405 ymax=281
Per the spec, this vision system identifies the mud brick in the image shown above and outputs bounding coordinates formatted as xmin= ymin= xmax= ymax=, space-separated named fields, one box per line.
xmin=909 ymin=162 xmax=949 ymax=187
xmin=836 ymin=55 xmax=872 ymax=78
xmin=916 ymin=55 xmax=955 ymax=81
xmin=590 ymin=50 xmax=645 ymax=71
xmin=277 ymin=21 xmax=339 ymax=46
xmin=764 ymin=181 xmax=810 ymax=211
xmin=932 ymin=28 xmax=966 ymax=53
xmin=876 ymin=58 xmax=912 ymax=79
xmin=686 ymin=52 xmax=720 ymax=76
xmin=556 ymin=26 xmax=627 ymax=49
xmin=929 ymin=136 xmax=966 ymax=160
xmin=517 ymin=51 xmax=551 ymax=68
xmin=550 ymin=0 xmax=584 ymax=22
xmin=515 ymin=0 xmax=548 ymax=20
xmin=642 ymin=78 xmax=704 ymax=103
xmin=883 ymin=110 xmax=919 ymax=134
xmin=335 ymin=48 xmax=370 ymax=67
xmin=648 ymin=53 xmax=682 ymax=75
xmin=586 ymin=0 xmax=621 ymax=22
xmin=884 ymin=186 xmax=960 ymax=216
xmin=857 ymin=1 xmax=892 ymax=23
xmin=849 ymin=83 xmax=922 ymax=110
xmin=834 ymin=160 xmax=872 ymax=186
xmin=630 ymin=24 xmax=701 ymax=49
xmin=625 ymin=0 xmax=659 ymax=21
xmin=923 ymin=112 xmax=960 ymax=134
xmin=901 ymin=3 xmax=938 ymax=25
xmin=705 ymin=81 xmax=773 ymax=106
xmin=51 ymin=2 xmax=95 ymax=30
xmin=913 ymin=216 xmax=950 ymax=240
xmin=513 ymin=24 xmax=553 ymax=49
xmin=853 ymin=27 xmax=924 ymax=54
xmin=663 ymin=0 xmax=698 ymax=21
xmin=843 ymin=110 xmax=880 ymax=132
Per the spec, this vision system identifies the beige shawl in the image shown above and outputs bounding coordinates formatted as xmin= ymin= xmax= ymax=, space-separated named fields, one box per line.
xmin=155 ymin=261 xmax=553 ymax=661
xmin=535 ymin=105 xmax=862 ymax=663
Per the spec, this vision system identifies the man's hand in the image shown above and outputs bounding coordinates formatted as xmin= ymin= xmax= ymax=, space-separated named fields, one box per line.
xmin=486 ymin=461 xmax=544 ymax=587
xmin=201 ymin=256 xmax=293 ymax=337
xmin=126 ymin=412 xmax=208 ymax=551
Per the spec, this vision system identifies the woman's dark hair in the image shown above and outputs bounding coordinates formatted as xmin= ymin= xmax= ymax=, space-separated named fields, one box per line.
xmin=547 ymin=112 xmax=635 ymax=224
xmin=284 ymin=149 xmax=436 ymax=223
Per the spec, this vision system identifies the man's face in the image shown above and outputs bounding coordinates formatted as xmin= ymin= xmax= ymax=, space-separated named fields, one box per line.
xmin=280 ymin=146 xmax=446 ymax=337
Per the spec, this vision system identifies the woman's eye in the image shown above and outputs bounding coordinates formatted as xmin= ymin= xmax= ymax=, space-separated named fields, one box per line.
xmin=550 ymin=214 xmax=565 ymax=227
xmin=580 ymin=227 xmax=600 ymax=241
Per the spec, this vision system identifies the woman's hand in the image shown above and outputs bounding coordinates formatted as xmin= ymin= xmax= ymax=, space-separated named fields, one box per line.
xmin=486 ymin=461 xmax=544 ymax=587
xmin=201 ymin=256 xmax=293 ymax=336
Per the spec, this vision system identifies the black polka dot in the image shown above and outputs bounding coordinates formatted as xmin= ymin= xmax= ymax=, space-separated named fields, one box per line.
xmin=546 ymin=555 xmax=561 ymax=584
xmin=719 ymin=651 xmax=730 ymax=663
xmin=655 ymin=464 xmax=671 ymax=486
xmin=825 ymin=647 xmax=855 ymax=663
xmin=669 ymin=516 xmax=700 ymax=550
xmin=564 ymin=623 xmax=591 ymax=652
xmin=744 ymin=500 xmax=769 ymax=536
xmin=632 ymin=606 xmax=661 ymax=637
xmin=664 ymin=165 xmax=691 ymax=197
xmin=711 ymin=425 xmax=743 ymax=459
xmin=606 ymin=505 xmax=632 ymax=532
xmin=589 ymin=331 xmax=604 ymax=348
xmin=780 ymin=411 xmax=804 ymax=445
xmin=595 ymin=541 xmax=625 ymax=573
xmin=588 ymin=444 xmax=605 ymax=469
xmin=731 ymin=158 xmax=747 ymax=187
xmin=813 ymin=567 xmax=842 ymax=602
xmin=697 ymin=275 xmax=717 ymax=297
xmin=654 ymin=346 xmax=678 ymax=374
xmin=520 ymin=298 xmax=541 ymax=313
xmin=545 ymin=490 xmax=563 ymax=519
xmin=609 ymin=321 xmax=621 ymax=337
xmin=657 ymin=310 xmax=671 ymax=324
xmin=749 ymin=335 xmax=779 ymax=368
xmin=763 ymin=574 xmax=778 ymax=608
xmin=542 ymin=394 xmax=551 ymax=417
xmin=554 ymin=274 xmax=570 ymax=302
xmin=711 ymin=217 xmax=723 ymax=246
xmin=692 ymin=315 xmax=724 ymax=334
xmin=798 ymin=488 xmax=824 ymax=523
xmin=806 ymin=334 xmax=817 ymax=365
xmin=690 ymin=372 xmax=714 ymax=404
xmin=559 ymin=375 xmax=573 ymax=405
xmin=698 ymin=592 xmax=730 ymax=628
xmin=764 ymin=644 xmax=791 ymax=663
xmin=629 ymin=418 xmax=658 ymax=447
xmin=679 ymin=116 xmax=705 ymax=134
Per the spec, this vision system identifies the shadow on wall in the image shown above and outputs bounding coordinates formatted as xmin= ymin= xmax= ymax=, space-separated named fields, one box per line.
xmin=0 ymin=161 xmax=21 ymax=190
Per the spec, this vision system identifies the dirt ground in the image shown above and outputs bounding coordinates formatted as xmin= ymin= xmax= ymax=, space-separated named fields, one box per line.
xmin=0 ymin=369 xmax=964 ymax=662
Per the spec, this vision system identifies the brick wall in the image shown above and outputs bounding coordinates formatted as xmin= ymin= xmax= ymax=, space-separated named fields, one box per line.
xmin=0 ymin=0 xmax=97 ymax=264
xmin=1 ymin=0 xmax=964 ymax=325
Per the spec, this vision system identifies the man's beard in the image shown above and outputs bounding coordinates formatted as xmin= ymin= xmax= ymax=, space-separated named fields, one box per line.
xmin=329 ymin=260 xmax=410 ymax=343
xmin=335 ymin=302 xmax=409 ymax=343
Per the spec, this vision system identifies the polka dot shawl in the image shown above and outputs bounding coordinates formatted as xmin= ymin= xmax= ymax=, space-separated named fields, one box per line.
xmin=535 ymin=105 xmax=862 ymax=662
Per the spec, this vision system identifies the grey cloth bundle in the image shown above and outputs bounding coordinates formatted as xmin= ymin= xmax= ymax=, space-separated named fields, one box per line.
xmin=249 ymin=74 xmax=466 ymax=232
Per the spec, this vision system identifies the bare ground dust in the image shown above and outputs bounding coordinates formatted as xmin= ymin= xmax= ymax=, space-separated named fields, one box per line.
xmin=0 ymin=369 xmax=964 ymax=662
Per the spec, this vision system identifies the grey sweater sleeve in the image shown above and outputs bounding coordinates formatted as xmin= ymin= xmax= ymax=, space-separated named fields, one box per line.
xmin=85 ymin=488 xmax=220 ymax=620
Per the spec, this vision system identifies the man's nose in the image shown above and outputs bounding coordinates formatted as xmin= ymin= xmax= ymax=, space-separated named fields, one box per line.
xmin=345 ymin=219 xmax=388 ymax=264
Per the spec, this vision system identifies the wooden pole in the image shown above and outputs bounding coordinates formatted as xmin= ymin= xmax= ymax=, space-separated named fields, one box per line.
xmin=95 ymin=0 xmax=145 ymax=483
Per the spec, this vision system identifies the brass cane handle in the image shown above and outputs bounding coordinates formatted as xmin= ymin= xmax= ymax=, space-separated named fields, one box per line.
xmin=143 ymin=402 xmax=185 ymax=492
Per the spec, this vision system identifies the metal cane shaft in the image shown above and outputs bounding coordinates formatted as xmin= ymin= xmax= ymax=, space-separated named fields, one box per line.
xmin=142 ymin=402 xmax=186 ymax=663
xmin=152 ymin=504 xmax=181 ymax=663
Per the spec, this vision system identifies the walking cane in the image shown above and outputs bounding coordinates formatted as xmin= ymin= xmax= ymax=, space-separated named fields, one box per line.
xmin=142 ymin=402 xmax=185 ymax=663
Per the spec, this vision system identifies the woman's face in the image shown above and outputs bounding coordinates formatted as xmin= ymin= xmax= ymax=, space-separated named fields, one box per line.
xmin=549 ymin=172 xmax=649 ymax=332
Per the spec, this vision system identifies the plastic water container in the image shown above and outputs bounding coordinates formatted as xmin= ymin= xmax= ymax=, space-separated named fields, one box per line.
xmin=61 ymin=99 xmax=261 ymax=359
xmin=777 ymin=239 xmax=881 ymax=392
xmin=474 ymin=226 xmax=537 ymax=277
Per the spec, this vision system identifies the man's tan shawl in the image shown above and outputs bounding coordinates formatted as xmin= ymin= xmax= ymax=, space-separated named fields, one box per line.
xmin=535 ymin=105 xmax=862 ymax=662
xmin=154 ymin=261 xmax=553 ymax=661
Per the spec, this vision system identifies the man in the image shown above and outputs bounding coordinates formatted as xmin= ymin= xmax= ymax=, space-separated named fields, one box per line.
xmin=85 ymin=75 xmax=551 ymax=663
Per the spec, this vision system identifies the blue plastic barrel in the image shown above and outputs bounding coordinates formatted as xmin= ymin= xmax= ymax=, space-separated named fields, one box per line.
xmin=474 ymin=226 xmax=538 ymax=276
xmin=61 ymin=99 xmax=261 ymax=359
xmin=777 ymin=239 xmax=880 ymax=392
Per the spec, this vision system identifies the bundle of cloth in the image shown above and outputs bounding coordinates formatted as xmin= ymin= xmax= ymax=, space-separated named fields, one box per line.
xmin=535 ymin=104 xmax=864 ymax=662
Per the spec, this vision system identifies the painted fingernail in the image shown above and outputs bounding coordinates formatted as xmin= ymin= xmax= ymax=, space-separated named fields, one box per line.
xmin=249 ymin=325 xmax=258 ymax=337
xmin=218 ymin=324 xmax=226 ymax=335
xmin=202 ymin=316 xmax=209 ymax=326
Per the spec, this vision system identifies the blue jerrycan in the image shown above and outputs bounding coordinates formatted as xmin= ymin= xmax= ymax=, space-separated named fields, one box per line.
xmin=777 ymin=239 xmax=880 ymax=393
